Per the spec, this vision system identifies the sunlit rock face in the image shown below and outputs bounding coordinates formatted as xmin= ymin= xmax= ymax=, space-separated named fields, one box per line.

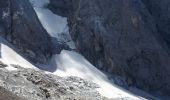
xmin=48 ymin=0 xmax=170 ymax=95
xmin=0 ymin=0 xmax=52 ymax=63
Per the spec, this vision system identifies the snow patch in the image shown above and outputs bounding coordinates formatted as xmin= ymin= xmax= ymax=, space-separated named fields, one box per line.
xmin=34 ymin=7 xmax=68 ymax=36
xmin=5 ymin=66 xmax=18 ymax=71
xmin=30 ymin=0 xmax=75 ymax=49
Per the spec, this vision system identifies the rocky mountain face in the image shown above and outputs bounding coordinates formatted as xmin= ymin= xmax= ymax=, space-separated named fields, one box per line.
xmin=48 ymin=0 xmax=170 ymax=96
xmin=0 ymin=0 xmax=52 ymax=63
xmin=0 ymin=0 xmax=170 ymax=99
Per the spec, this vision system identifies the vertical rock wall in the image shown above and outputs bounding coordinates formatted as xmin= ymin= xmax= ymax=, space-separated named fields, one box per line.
xmin=0 ymin=0 xmax=52 ymax=63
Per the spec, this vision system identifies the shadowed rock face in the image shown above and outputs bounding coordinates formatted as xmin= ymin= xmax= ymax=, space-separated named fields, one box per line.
xmin=0 ymin=0 xmax=52 ymax=63
xmin=48 ymin=0 xmax=170 ymax=95
xmin=0 ymin=0 xmax=11 ymax=36
xmin=142 ymin=0 xmax=170 ymax=49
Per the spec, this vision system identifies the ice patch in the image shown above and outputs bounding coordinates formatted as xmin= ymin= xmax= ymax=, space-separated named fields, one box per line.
xmin=34 ymin=7 xmax=68 ymax=36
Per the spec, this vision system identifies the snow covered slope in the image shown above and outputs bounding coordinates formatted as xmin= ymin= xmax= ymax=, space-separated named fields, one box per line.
xmin=49 ymin=50 xmax=148 ymax=99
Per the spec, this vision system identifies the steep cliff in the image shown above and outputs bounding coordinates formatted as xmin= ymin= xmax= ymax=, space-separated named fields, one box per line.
xmin=48 ymin=0 xmax=170 ymax=96
xmin=0 ymin=0 xmax=52 ymax=63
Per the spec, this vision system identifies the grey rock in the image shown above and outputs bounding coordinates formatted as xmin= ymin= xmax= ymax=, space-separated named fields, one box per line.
xmin=0 ymin=61 xmax=8 ymax=68
xmin=0 ymin=0 xmax=52 ymax=63
xmin=69 ymin=0 xmax=170 ymax=95
xmin=0 ymin=86 xmax=25 ymax=100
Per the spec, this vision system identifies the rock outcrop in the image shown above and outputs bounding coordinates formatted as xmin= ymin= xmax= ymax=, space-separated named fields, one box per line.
xmin=0 ymin=0 xmax=52 ymax=63
xmin=48 ymin=0 xmax=170 ymax=96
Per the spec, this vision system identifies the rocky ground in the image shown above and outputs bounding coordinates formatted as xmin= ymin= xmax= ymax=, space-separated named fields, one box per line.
xmin=0 ymin=61 xmax=134 ymax=100
xmin=0 ymin=86 xmax=25 ymax=100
